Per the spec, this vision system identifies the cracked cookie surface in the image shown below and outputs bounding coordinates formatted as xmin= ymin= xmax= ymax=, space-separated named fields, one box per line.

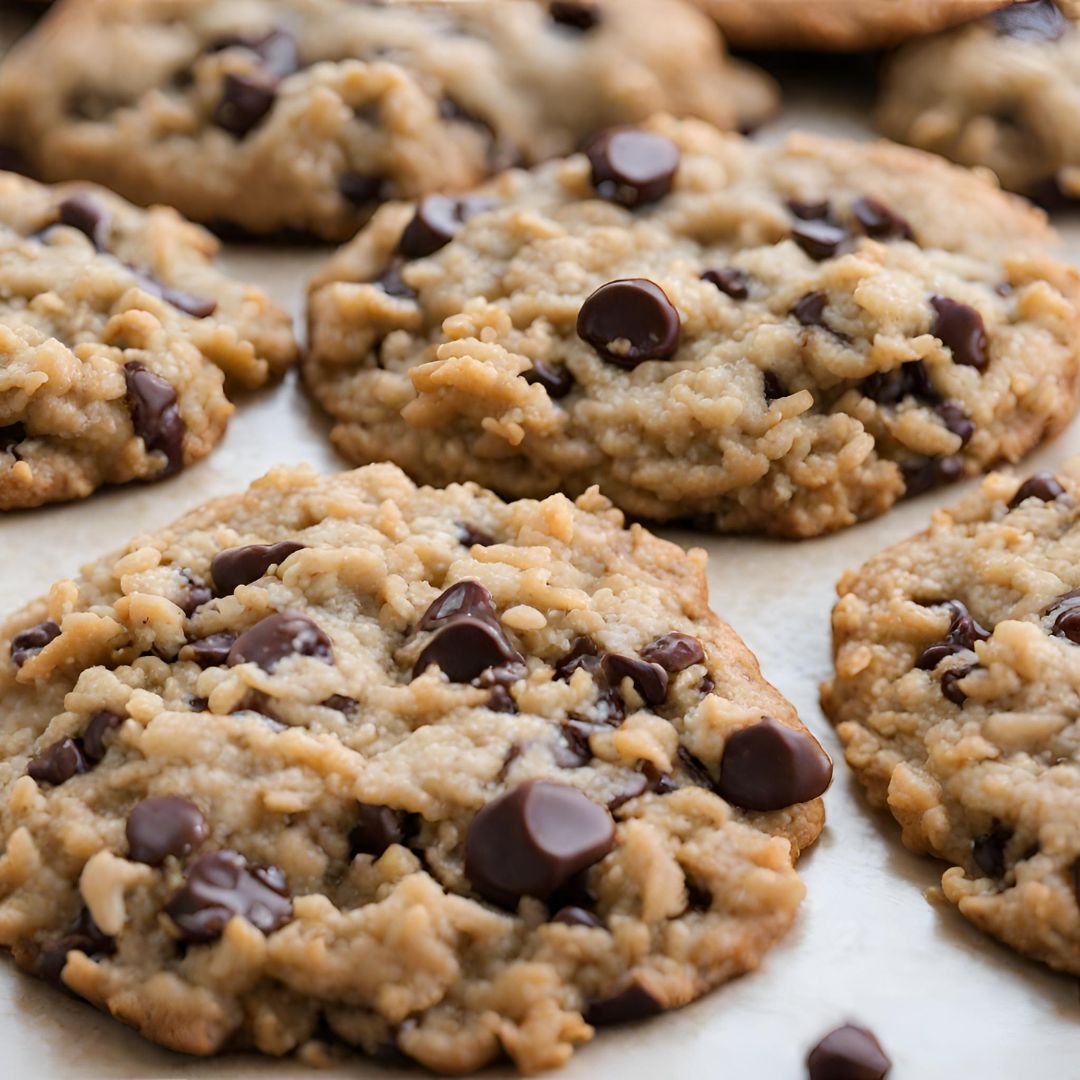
xmin=305 ymin=116 xmax=1080 ymax=538
xmin=823 ymin=461 xmax=1080 ymax=974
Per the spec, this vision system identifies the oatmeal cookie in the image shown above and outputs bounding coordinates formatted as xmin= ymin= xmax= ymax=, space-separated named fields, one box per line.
xmin=0 ymin=463 xmax=829 ymax=1072
xmin=0 ymin=0 xmax=776 ymax=241
xmin=823 ymin=461 xmax=1080 ymax=974
xmin=305 ymin=116 xmax=1080 ymax=539
xmin=0 ymin=174 xmax=296 ymax=510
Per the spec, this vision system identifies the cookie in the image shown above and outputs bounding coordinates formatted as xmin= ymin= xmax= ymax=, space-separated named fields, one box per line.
xmin=305 ymin=116 xmax=1080 ymax=539
xmin=0 ymin=0 xmax=776 ymax=241
xmin=878 ymin=1 xmax=1080 ymax=202
xmin=0 ymin=174 xmax=296 ymax=510
xmin=0 ymin=462 xmax=830 ymax=1072
xmin=822 ymin=462 xmax=1080 ymax=974
xmin=694 ymin=0 xmax=1007 ymax=50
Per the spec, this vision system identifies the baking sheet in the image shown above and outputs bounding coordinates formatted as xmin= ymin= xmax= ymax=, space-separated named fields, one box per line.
xmin=0 ymin=20 xmax=1077 ymax=1077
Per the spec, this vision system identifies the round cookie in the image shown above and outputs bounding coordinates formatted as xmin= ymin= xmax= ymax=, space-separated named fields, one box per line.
xmin=878 ymin=1 xmax=1080 ymax=201
xmin=694 ymin=0 xmax=1008 ymax=50
xmin=305 ymin=116 xmax=1080 ymax=539
xmin=0 ymin=0 xmax=777 ymax=241
xmin=0 ymin=173 xmax=296 ymax=510
xmin=0 ymin=463 xmax=829 ymax=1072
xmin=822 ymin=461 xmax=1080 ymax=974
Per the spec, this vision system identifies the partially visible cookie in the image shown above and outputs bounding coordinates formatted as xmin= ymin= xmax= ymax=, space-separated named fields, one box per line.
xmin=0 ymin=173 xmax=296 ymax=510
xmin=879 ymin=1 xmax=1080 ymax=200
xmin=0 ymin=462 xmax=829 ymax=1072
xmin=305 ymin=116 xmax=1080 ymax=539
xmin=823 ymin=462 xmax=1080 ymax=974
xmin=0 ymin=0 xmax=776 ymax=240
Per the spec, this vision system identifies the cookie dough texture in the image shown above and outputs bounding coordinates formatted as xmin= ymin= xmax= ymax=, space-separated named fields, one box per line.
xmin=0 ymin=0 xmax=777 ymax=241
xmin=305 ymin=117 xmax=1080 ymax=539
xmin=0 ymin=463 xmax=829 ymax=1073
xmin=823 ymin=463 xmax=1080 ymax=974
xmin=695 ymin=0 xmax=1007 ymax=49
xmin=879 ymin=1 xmax=1080 ymax=198
xmin=0 ymin=173 xmax=296 ymax=510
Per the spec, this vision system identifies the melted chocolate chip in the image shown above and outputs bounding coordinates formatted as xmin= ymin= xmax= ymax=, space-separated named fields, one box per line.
xmin=993 ymin=0 xmax=1068 ymax=40
xmin=57 ymin=193 xmax=110 ymax=250
xmin=585 ymin=981 xmax=664 ymax=1026
xmin=554 ymin=636 xmax=601 ymax=680
xmin=861 ymin=360 xmax=937 ymax=406
xmin=553 ymin=719 xmax=600 ymax=768
xmin=930 ymin=295 xmax=989 ymax=370
xmin=339 ymin=172 xmax=390 ymax=208
xmin=715 ymin=718 xmax=832 ymax=812
xmin=177 ymin=569 xmax=212 ymax=616
xmin=27 ymin=738 xmax=87 ymax=786
xmin=1046 ymin=587 xmax=1080 ymax=643
xmin=213 ymin=73 xmax=277 ymax=137
xmin=851 ymin=196 xmax=914 ymax=242
xmin=474 ymin=662 xmax=525 ymax=713
xmin=10 ymin=619 xmax=60 ymax=668
xmin=549 ymin=0 xmax=601 ymax=30
xmin=642 ymin=761 xmax=677 ymax=795
xmin=0 ymin=422 xmax=26 ymax=454
xmin=937 ymin=401 xmax=975 ymax=445
xmin=123 ymin=362 xmax=185 ymax=477
xmin=940 ymin=664 xmax=973 ymax=705
xmin=763 ymin=371 xmax=787 ymax=402
xmin=414 ymin=616 xmax=521 ymax=683
xmin=36 ymin=908 xmax=114 ymax=985
xmin=372 ymin=261 xmax=416 ymax=300
xmin=577 ymin=278 xmax=680 ymax=368
xmin=551 ymin=905 xmax=602 ymax=927
xmin=322 ymin=694 xmax=358 ymax=715
xmin=584 ymin=128 xmax=680 ymax=208
xmin=526 ymin=360 xmax=575 ymax=398
xmin=227 ymin=611 xmax=333 ymax=671
xmin=807 ymin=1023 xmax=891 ymax=1080
xmin=791 ymin=218 xmax=849 ymax=261
xmin=457 ymin=523 xmax=496 ymax=548
xmin=211 ymin=541 xmax=306 ymax=596
xmin=916 ymin=600 xmax=991 ymax=671
xmin=786 ymin=198 xmax=831 ymax=221
xmin=165 ymin=850 xmax=292 ymax=943
xmin=901 ymin=455 xmax=964 ymax=497
xmin=600 ymin=653 xmax=668 ymax=705
xmin=398 ymin=194 xmax=494 ymax=259
xmin=81 ymin=710 xmax=122 ymax=763
xmin=791 ymin=291 xmax=828 ymax=328
xmin=639 ymin=632 xmax=704 ymax=673
xmin=607 ymin=772 xmax=649 ymax=811
xmin=1009 ymin=471 xmax=1065 ymax=508
xmin=182 ymin=632 xmax=236 ymax=668
xmin=349 ymin=804 xmax=411 ymax=857
xmin=126 ymin=796 xmax=208 ymax=866
xmin=972 ymin=822 xmax=1013 ymax=879
xmin=701 ymin=267 xmax=749 ymax=300
xmin=146 ymin=278 xmax=218 ymax=319
xmin=676 ymin=745 xmax=715 ymax=789
xmin=420 ymin=581 xmax=499 ymax=629
xmin=464 ymin=780 xmax=615 ymax=907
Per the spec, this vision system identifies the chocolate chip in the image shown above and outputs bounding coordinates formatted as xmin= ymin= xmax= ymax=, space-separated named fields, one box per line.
xmin=414 ymin=616 xmax=521 ymax=683
xmin=937 ymin=401 xmax=975 ymax=445
xmin=993 ymin=0 xmax=1068 ymax=40
xmin=372 ymin=261 xmax=416 ymax=300
xmin=577 ymin=278 xmax=680 ymax=368
xmin=210 ymin=30 xmax=300 ymax=79
xmin=642 ymin=761 xmax=677 ymax=795
xmin=851 ymin=196 xmax=914 ymax=242
xmin=861 ymin=360 xmax=937 ymax=406
xmin=126 ymin=796 xmax=208 ymax=866
xmin=607 ymin=772 xmax=649 ymax=811
xmin=464 ymin=779 xmax=615 ymax=907
xmin=901 ymin=455 xmax=964 ymax=497
xmin=123 ymin=361 xmax=185 ymax=477
xmin=1009 ymin=471 xmax=1065 ymax=508
xmin=972 ymin=822 xmax=1012 ymax=879
xmin=211 ymin=541 xmax=306 ymax=596
xmin=339 ymin=172 xmax=390 ymax=208
xmin=149 ymin=280 xmax=218 ymax=320
xmin=0 ymin=422 xmax=26 ymax=454
xmin=398 ymin=194 xmax=494 ymax=259
xmin=10 ymin=619 xmax=60 ymax=668
xmin=27 ymin=738 xmax=88 ymax=786
xmin=57 ymin=193 xmax=110 ymax=250
xmin=322 ymin=694 xmax=358 ymax=715
xmin=554 ymin=636 xmax=601 ymax=680
xmin=1047 ymin=587 xmax=1080 ymax=644
xmin=525 ymin=360 xmax=575 ymax=399
xmin=639 ymin=632 xmax=704 ymax=674
xmin=791 ymin=291 xmax=828 ymax=328
xmin=553 ymin=719 xmax=600 ymax=767
xmin=698 ymin=673 xmax=715 ymax=695
xmin=549 ymin=0 xmax=601 ymax=30
xmin=715 ymin=718 xmax=832 ymax=812
xmin=176 ymin=569 xmax=212 ymax=616
xmin=585 ymin=980 xmax=664 ymax=1026
xmin=701 ymin=267 xmax=750 ymax=300
xmin=763 ymin=372 xmax=787 ymax=402
xmin=457 ymin=523 xmax=495 ymax=548
xmin=349 ymin=804 xmax=411 ymax=857
xmin=676 ymin=745 xmax=715 ymax=789
xmin=474 ymin=662 xmax=525 ymax=713
xmin=585 ymin=128 xmax=680 ymax=208
xmin=940 ymin=664 xmax=973 ymax=705
xmin=807 ymin=1023 xmax=891 ymax=1080
xmin=227 ymin=611 xmax=333 ymax=671
xmin=786 ymin=198 xmax=831 ymax=221
xmin=600 ymin=653 xmax=668 ymax=705
xmin=182 ymin=633 xmax=236 ymax=668
xmin=916 ymin=600 xmax=990 ymax=671
xmin=791 ymin=218 xmax=849 ymax=260
xmin=930 ymin=295 xmax=989 ymax=370
xmin=419 ymin=580 xmax=498 ymax=630
xmin=81 ymin=710 xmax=122 ymax=763
xmin=213 ymin=73 xmax=277 ymax=137
xmin=36 ymin=908 xmax=114 ymax=985
xmin=165 ymin=850 xmax=292 ymax=943
xmin=551 ymin=905 xmax=602 ymax=927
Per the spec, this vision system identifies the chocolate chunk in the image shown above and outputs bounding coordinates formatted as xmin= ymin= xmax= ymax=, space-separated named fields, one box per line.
xmin=213 ymin=72 xmax=277 ymax=137
xmin=936 ymin=401 xmax=975 ymax=445
xmin=227 ymin=611 xmax=333 ymax=671
xmin=81 ymin=710 xmax=122 ymax=763
xmin=585 ymin=980 xmax=664 ymax=1026
xmin=176 ymin=569 xmax=212 ymax=616
xmin=0 ymin=422 xmax=26 ymax=454
xmin=715 ymin=717 xmax=832 ymax=812
xmin=414 ymin=615 xmax=521 ymax=683
xmin=464 ymin=780 xmax=615 ymax=907
xmin=930 ymin=295 xmax=989 ymax=370
xmin=1009 ymin=471 xmax=1065 ymax=508
xmin=182 ymin=632 xmax=236 ymax=668
xmin=639 ymin=632 xmax=704 ymax=673
xmin=349 ymin=804 xmax=411 ymax=858
xmin=607 ymin=772 xmax=649 ymax=811
xmin=549 ymin=1 xmax=601 ymax=30
xmin=57 ymin=193 xmax=110 ymax=251
xmin=551 ymin=905 xmax=602 ymax=927
xmin=126 ymin=796 xmax=208 ymax=866
xmin=526 ymin=360 xmax=575 ymax=399
xmin=701 ymin=267 xmax=750 ymax=300
xmin=211 ymin=540 xmax=306 ymax=596
xmin=36 ymin=908 xmax=114 ymax=985
xmin=10 ymin=619 xmax=60 ymax=668
xmin=339 ymin=172 xmax=389 ymax=208
xmin=322 ymin=694 xmax=358 ymax=715
xmin=1047 ymin=587 xmax=1080 ymax=644
xmin=585 ymin=128 xmax=680 ymax=208
xmin=398 ymin=194 xmax=494 ymax=259
xmin=993 ymin=0 xmax=1068 ymax=40
xmin=851 ymin=196 xmax=914 ymax=242
xmin=419 ymin=580 xmax=498 ymax=631
xmin=123 ymin=361 xmax=185 ymax=477
xmin=165 ymin=849 xmax=292 ymax=943
xmin=762 ymin=371 xmax=787 ymax=402
xmin=791 ymin=291 xmax=828 ymax=328
xmin=27 ymin=738 xmax=88 ymax=786
xmin=600 ymin=653 xmax=668 ymax=705
xmin=457 ymin=523 xmax=496 ymax=548
xmin=577 ymin=278 xmax=680 ymax=368
xmin=861 ymin=360 xmax=938 ymax=406
xmin=786 ymin=198 xmax=831 ymax=221
xmin=901 ymin=455 xmax=964 ymax=497
xmin=554 ymin=636 xmax=601 ymax=680
xmin=807 ymin=1023 xmax=891 ymax=1080
xmin=972 ymin=822 xmax=1012 ymax=879
xmin=791 ymin=218 xmax=849 ymax=260
xmin=372 ymin=261 xmax=416 ymax=300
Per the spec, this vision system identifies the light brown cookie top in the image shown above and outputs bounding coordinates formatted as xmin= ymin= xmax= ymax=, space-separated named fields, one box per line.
xmin=305 ymin=116 xmax=1080 ymax=538
xmin=0 ymin=0 xmax=776 ymax=241
xmin=0 ymin=172 xmax=296 ymax=510
xmin=823 ymin=461 xmax=1080 ymax=975
xmin=0 ymin=462 xmax=829 ymax=1072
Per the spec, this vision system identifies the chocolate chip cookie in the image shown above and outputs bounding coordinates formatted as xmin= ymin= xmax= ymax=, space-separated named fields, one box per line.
xmin=0 ymin=174 xmax=295 ymax=509
xmin=879 ymin=1 xmax=1080 ymax=201
xmin=0 ymin=0 xmax=776 ymax=241
xmin=0 ymin=462 xmax=830 ymax=1071
xmin=822 ymin=462 xmax=1080 ymax=974
xmin=305 ymin=116 xmax=1080 ymax=539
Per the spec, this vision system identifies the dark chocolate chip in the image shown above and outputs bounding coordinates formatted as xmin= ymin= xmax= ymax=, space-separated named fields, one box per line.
xmin=457 ymin=523 xmax=496 ymax=548
xmin=642 ymin=761 xmax=677 ymax=795
xmin=972 ymin=822 xmax=1013 ymax=879
xmin=464 ymin=779 xmax=615 ymax=907
xmin=585 ymin=980 xmax=664 ymax=1026
xmin=27 ymin=738 xmax=88 ymax=786
xmin=57 ymin=193 xmax=110 ymax=251
xmin=149 ymin=280 xmax=218 ymax=319
xmin=600 ymin=653 xmax=668 ymax=706
xmin=639 ymin=632 xmax=704 ymax=674
xmin=419 ymin=580 xmax=498 ymax=631
xmin=763 ymin=371 xmax=787 ymax=402
xmin=551 ymin=905 xmax=602 ymax=927
xmin=930 ymin=295 xmax=989 ymax=370
xmin=715 ymin=717 xmax=832 ymax=812
xmin=123 ymin=361 xmax=185 ymax=477
xmin=526 ymin=360 xmax=575 ymax=399
xmin=349 ymin=804 xmax=411 ymax=857
xmin=1047 ymin=587 xmax=1080 ymax=644
xmin=915 ymin=600 xmax=990 ymax=673
xmin=0 ymin=422 xmax=26 ymax=454
xmin=936 ymin=401 xmax=975 ymax=445
xmin=36 ymin=908 xmax=114 ymax=985
xmin=339 ymin=172 xmax=390 ymax=208
xmin=698 ymin=673 xmax=716 ymax=695
xmin=372 ymin=261 xmax=416 ymax=300
xmin=213 ymin=73 xmax=277 ymax=137
xmin=677 ymin=746 xmax=714 ymax=789
xmin=414 ymin=615 xmax=521 ymax=683
xmin=807 ymin=1023 xmax=891 ymax=1080
xmin=553 ymin=719 xmax=600 ymax=768
xmin=227 ymin=611 xmax=333 ymax=671
xmin=182 ymin=633 xmax=237 ymax=668
xmin=901 ymin=455 xmax=964 ymax=497
xmin=577 ymin=278 xmax=680 ymax=368
xmin=1009 ymin=471 xmax=1065 ymax=508
xmin=176 ymin=569 xmax=212 ymax=617
xmin=851 ymin=196 xmax=914 ymax=242
xmin=786 ymin=198 xmax=831 ymax=221
xmin=791 ymin=291 xmax=828 ymax=328
xmin=940 ymin=664 xmax=973 ymax=705
xmin=211 ymin=541 xmax=306 ymax=596
xmin=993 ymin=0 xmax=1068 ymax=41
xmin=164 ymin=849 xmax=292 ymax=943
xmin=860 ymin=360 xmax=938 ymax=406
xmin=81 ymin=710 xmax=122 ymax=763
xmin=398 ymin=194 xmax=494 ymax=259
xmin=607 ymin=771 xmax=649 ymax=811
xmin=322 ymin=694 xmax=358 ymax=715
xmin=10 ymin=619 xmax=60 ymax=668
xmin=126 ymin=796 xmax=208 ymax=866
xmin=585 ymin=128 xmax=680 ymax=208
xmin=701 ymin=267 xmax=750 ymax=300
xmin=791 ymin=218 xmax=849 ymax=260
xmin=549 ymin=1 xmax=601 ymax=30
xmin=554 ymin=636 xmax=601 ymax=681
